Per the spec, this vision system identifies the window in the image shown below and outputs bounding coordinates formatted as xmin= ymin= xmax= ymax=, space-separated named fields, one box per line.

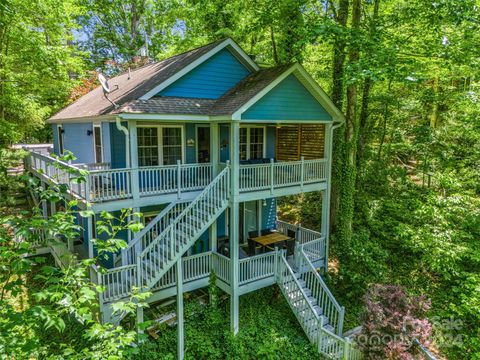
xmin=162 ymin=127 xmax=182 ymax=165
xmin=137 ymin=126 xmax=183 ymax=166
xmin=57 ymin=125 xmax=64 ymax=155
xmin=138 ymin=127 xmax=159 ymax=167
xmin=239 ymin=127 xmax=265 ymax=160
xmin=93 ymin=124 xmax=103 ymax=163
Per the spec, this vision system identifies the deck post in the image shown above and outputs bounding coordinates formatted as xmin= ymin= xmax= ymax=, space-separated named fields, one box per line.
xmin=129 ymin=120 xmax=140 ymax=200
xmin=209 ymin=220 xmax=217 ymax=252
xmin=41 ymin=182 xmax=48 ymax=219
xmin=176 ymin=258 xmax=184 ymax=360
xmin=210 ymin=122 xmax=219 ymax=177
xmin=177 ymin=160 xmax=182 ymax=198
xmin=229 ymin=121 xmax=240 ymax=334
xmin=87 ymin=215 xmax=94 ymax=259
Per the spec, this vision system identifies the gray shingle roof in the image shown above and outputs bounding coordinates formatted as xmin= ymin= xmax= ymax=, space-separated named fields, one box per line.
xmin=116 ymin=97 xmax=216 ymax=115
xmin=50 ymin=39 xmax=226 ymax=120
xmin=49 ymin=37 xmax=291 ymax=120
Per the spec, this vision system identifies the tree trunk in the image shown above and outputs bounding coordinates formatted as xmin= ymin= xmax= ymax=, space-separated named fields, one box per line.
xmin=336 ymin=0 xmax=362 ymax=246
xmin=329 ymin=0 xmax=350 ymax=232
xmin=356 ymin=0 xmax=380 ymax=175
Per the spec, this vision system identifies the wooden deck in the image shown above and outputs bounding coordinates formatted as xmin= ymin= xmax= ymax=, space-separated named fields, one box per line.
xmin=25 ymin=151 xmax=328 ymax=208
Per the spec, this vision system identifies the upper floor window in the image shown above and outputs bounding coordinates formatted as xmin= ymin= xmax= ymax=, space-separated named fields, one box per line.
xmin=240 ymin=126 xmax=265 ymax=160
xmin=137 ymin=126 xmax=183 ymax=167
xmin=93 ymin=124 xmax=103 ymax=163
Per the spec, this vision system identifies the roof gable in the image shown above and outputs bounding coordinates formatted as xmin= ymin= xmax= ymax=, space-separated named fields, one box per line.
xmin=156 ymin=48 xmax=251 ymax=99
xmin=241 ymin=73 xmax=331 ymax=121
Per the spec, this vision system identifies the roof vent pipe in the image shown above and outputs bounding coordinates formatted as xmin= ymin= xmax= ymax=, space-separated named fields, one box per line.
xmin=115 ymin=117 xmax=130 ymax=168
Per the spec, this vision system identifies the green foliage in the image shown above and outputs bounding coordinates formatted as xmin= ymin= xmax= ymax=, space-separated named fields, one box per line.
xmin=135 ymin=287 xmax=318 ymax=359
xmin=0 ymin=152 xmax=146 ymax=358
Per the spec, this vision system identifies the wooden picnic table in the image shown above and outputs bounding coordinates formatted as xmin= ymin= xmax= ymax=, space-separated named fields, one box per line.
xmin=252 ymin=232 xmax=292 ymax=247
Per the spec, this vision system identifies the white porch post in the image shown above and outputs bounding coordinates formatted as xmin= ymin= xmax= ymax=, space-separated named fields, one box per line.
xmin=176 ymin=258 xmax=184 ymax=360
xmin=229 ymin=121 xmax=240 ymax=334
xmin=41 ymin=182 xmax=48 ymax=219
xmin=209 ymin=221 xmax=217 ymax=252
xmin=210 ymin=122 xmax=219 ymax=177
xmin=129 ymin=120 xmax=140 ymax=200
xmin=87 ymin=215 xmax=94 ymax=259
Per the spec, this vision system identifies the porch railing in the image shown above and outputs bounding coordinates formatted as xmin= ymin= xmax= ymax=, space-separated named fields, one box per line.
xmin=212 ymin=252 xmax=230 ymax=284
xmin=239 ymin=251 xmax=276 ymax=285
xmin=298 ymin=248 xmax=344 ymax=336
xmin=239 ymin=158 xmax=327 ymax=193
xmin=101 ymin=252 xmax=213 ymax=303
xmin=276 ymin=220 xmax=323 ymax=245
xmin=26 ymin=150 xmax=88 ymax=199
xmin=119 ymin=201 xmax=190 ymax=266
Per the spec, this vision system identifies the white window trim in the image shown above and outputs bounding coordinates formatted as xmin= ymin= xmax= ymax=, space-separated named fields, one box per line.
xmin=57 ymin=124 xmax=64 ymax=155
xmin=137 ymin=124 xmax=185 ymax=166
xmin=93 ymin=124 xmax=103 ymax=163
xmin=240 ymin=125 xmax=266 ymax=160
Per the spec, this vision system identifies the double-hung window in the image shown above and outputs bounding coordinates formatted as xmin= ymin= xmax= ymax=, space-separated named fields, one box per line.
xmin=240 ymin=126 xmax=265 ymax=160
xmin=137 ymin=126 xmax=183 ymax=166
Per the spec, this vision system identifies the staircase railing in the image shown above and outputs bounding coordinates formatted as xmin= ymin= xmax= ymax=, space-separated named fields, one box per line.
xmin=298 ymin=247 xmax=345 ymax=336
xmin=119 ymin=200 xmax=190 ymax=266
xmin=138 ymin=165 xmax=230 ymax=289
xmin=277 ymin=253 xmax=321 ymax=343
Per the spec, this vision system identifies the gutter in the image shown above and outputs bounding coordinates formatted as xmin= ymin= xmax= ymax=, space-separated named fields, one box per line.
xmin=115 ymin=117 xmax=130 ymax=167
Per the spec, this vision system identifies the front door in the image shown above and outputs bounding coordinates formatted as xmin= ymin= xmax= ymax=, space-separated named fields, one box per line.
xmin=196 ymin=126 xmax=210 ymax=163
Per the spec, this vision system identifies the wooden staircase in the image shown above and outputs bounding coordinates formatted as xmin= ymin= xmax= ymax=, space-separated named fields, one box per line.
xmin=136 ymin=166 xmax=230 ymax=292
xmin=277 ymin=251 xmax=362 ymax=359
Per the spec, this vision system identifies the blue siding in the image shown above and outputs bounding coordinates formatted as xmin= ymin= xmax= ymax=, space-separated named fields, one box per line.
xmin=52 ymin=124 xmax=60 ymax=155
xmin=262 ymin=198 xmax=277 ymax=230
xmin=109 ymin=122 xmax=127 ymax=168
xmin=101 ymin=122 xmax=112 ymax=163
xmin=242 ymin=74 xmax=332 ymax=121
xmin=157 ymin=48 xmax=251 ymax=99
xmin=63 ymin=123 xmax=95 ymax=164
xmin=266 ymin=127 xmax=276 ymax=158
xmin=185 ymin=124 xmax=196 ymax=163
xmin=219 ymin=125 xmax=230 ymax=162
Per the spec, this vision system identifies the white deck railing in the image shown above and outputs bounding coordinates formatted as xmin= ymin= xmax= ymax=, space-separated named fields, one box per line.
xmin=26 ymin=151 xmax=327 ymax=203
xmin=239 ymin=158 xmax=327 ymax=193
xmin=239 ymin=252 xmax=276 ymax=285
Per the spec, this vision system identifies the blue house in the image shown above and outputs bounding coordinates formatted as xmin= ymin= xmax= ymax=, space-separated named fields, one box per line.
xmin=26 ymin=38 xmax=362 ymax=359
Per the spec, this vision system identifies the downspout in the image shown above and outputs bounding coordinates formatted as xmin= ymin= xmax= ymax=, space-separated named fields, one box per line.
xmin=324 ymin=119 xmax=344 ymax=273
xmin=115 ymin=117 xmax=130 ymax=168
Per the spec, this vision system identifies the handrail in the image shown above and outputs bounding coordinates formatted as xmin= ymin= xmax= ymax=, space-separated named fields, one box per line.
xmin=119 ymin=200 xmax=190 ymax=265
xmin=299 ymin=247 xmax=344 ymax=335
xmin=278 ymin=253 xmax=319 ymax=320
xmin=138 ymin=165 xmax=230 ymax=287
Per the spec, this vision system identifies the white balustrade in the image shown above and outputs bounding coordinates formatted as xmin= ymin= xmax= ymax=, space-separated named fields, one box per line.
xmin=239 ymin=158 xmax=327 ymax=193
xmin=239 ymin=252 xmax=276 ymax=285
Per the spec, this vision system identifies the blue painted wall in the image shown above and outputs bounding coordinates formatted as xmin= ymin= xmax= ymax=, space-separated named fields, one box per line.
xmin=219 ymin=125 xmax=230 ymax=162
xmin=266 ymin=127 xmax=276 ymax=158
xmin=157 ymin=48 xmax=251 ymax=99
xmin=52 ymin=125 xmax=60 ymax=155
xmin=261 ymin=198 xmax=277 ymax=230
xmin=185 ymin=124 xmax=196 ymax=163
xmin=109 ymin=122 xmax=127 ymax=168
xmin=242 ymin=74 xmax=332 ymax=121
xmin=62 ymin=123 xmax=95 ymax=164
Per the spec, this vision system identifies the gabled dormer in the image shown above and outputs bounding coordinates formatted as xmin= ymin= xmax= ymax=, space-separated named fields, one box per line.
xmin=140 ymin=38 xmax=259 ymax=100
